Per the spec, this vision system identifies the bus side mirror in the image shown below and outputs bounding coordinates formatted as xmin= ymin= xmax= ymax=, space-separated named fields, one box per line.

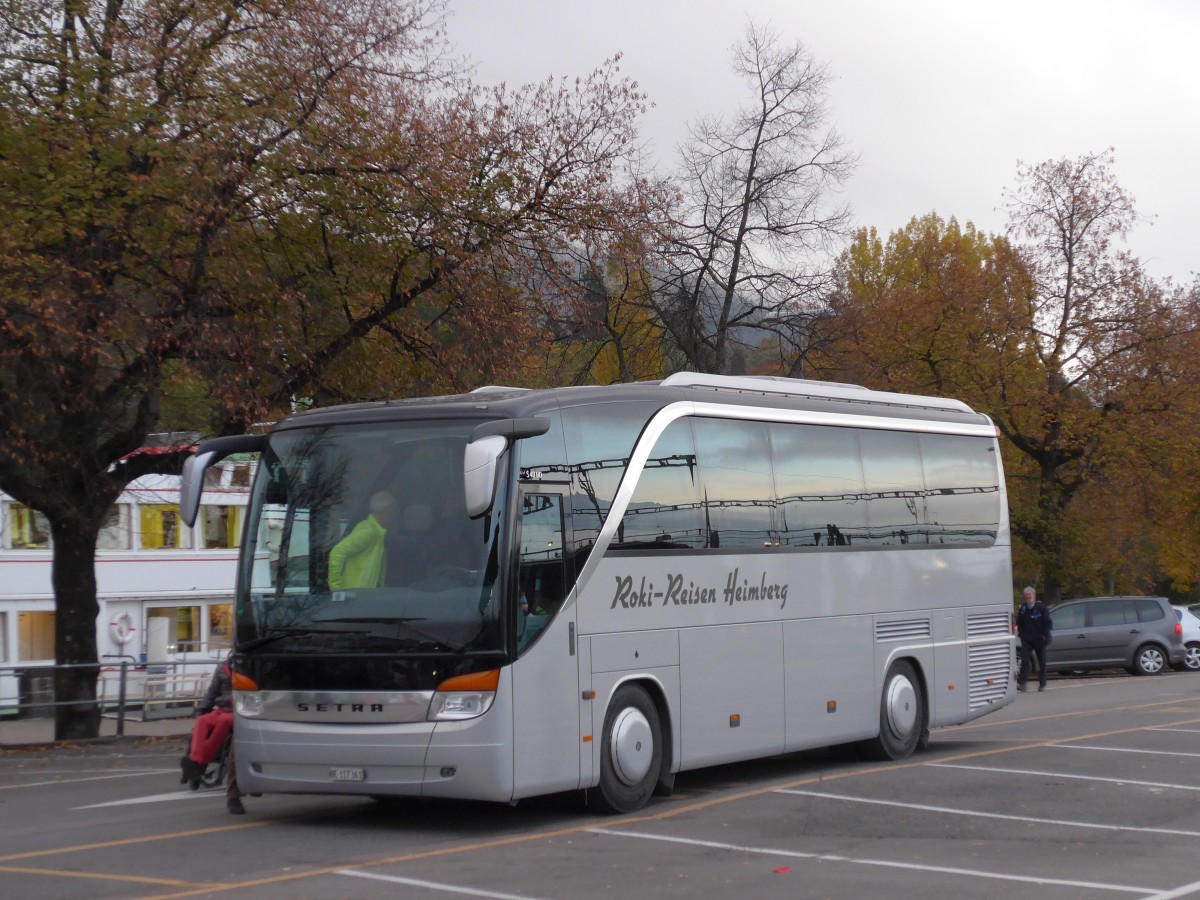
xmin=180 ymin=451 xmax=215 ymax=528
xmin=464 ymin=435 xmax=507 ymax=518
xmin=180 ymin=434 xmax=267 ymax=527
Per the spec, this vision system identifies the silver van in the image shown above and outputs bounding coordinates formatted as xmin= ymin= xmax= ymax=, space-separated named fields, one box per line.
xmin=1045 ymin=595 xmax=1185 ymax=676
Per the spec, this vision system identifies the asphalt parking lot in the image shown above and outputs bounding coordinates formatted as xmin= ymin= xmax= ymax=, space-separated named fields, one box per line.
xmin=2 ymin=670 xmax=1199 ymax=899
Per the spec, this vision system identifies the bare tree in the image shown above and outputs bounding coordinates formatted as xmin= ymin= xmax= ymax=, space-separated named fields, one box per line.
xmin=656 ymin=21 xmax=857 ymax=375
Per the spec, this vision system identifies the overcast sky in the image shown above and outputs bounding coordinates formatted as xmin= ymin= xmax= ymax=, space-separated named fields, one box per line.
xmin=448 ymin=0 xmax=1197 ymax=286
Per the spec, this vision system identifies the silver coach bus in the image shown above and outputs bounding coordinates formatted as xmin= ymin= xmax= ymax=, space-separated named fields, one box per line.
xmin=181 ymin=373 xmax=1015 ymax=813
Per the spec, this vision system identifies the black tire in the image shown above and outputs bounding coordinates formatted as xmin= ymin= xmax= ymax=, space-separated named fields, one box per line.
xmin=860 ymin=660 xmax=924 ymax=761
xmin=591 ymin=684 xmax=662 ymax=814
xmin=1132 ymin=643 xmax=1167 ymax=676
xmin=1183 ymin=642 xmax=1200 ymax=673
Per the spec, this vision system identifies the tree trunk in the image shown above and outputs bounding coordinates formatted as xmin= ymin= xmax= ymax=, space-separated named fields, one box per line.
xmin=50 ymin=517 xmax=102 ymax=740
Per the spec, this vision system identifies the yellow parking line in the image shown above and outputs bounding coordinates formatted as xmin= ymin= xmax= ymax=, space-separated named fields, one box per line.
xmin=954 ymin=693 xmax=1200 ymax=730
xmin=0 ymin=820 xmax=272 ymax=864
xmin=0 ymin=865 xmax=224 ymax=888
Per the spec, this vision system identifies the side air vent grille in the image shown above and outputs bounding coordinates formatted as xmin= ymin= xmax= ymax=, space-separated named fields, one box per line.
xmin=967 ymin=612 xmax=1012 ymax=638
xmin=874 ymin=619 xmax=932 ymax=642
xmin=968 ymin=641 xmax=1013 ymax=709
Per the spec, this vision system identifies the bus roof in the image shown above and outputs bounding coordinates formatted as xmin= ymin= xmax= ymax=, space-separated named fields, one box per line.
xmin=275 ymin=373 xmax=991 ymax=433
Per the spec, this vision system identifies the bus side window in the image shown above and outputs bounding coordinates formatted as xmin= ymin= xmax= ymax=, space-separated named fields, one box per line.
xmin=517 ymin=492 xmax=567 ymax=653
xmin=620 ymin=419 xmax=702 ymax=549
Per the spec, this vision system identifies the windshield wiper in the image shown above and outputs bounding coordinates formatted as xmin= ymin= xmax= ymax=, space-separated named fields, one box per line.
xmin=238 ymin=626 xmax=369 ymax=652
xmin=317 ymin=616 xmax=466 ymax=653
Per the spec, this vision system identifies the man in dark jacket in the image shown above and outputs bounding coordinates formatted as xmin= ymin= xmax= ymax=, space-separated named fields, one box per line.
xmin=180 ymin=657 xmax=245 ymax=813
xmin=1016 ymin=586 xmax=1053 ymax=692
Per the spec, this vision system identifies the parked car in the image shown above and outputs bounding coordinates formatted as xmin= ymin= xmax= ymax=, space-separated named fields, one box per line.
xmin=1044 ymin=595 xmax=1185 ymax=676
xmin=1172 ymin=605 xmax=1200 ymax=672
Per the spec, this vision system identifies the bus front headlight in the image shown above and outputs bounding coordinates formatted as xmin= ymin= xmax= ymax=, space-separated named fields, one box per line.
xmin=428 ymin=669 xmax=499 ymax=721
xmin=235 ymin=692 xmax=263 ymax=718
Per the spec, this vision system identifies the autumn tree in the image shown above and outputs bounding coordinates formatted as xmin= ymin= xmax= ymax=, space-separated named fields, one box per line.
xmin=0 ymin=0 xmax=654 ymax=737
xmin=995 ymin=150 xmax=1189 ymax=599
xmin=819 ymin=152 xmax=1194 ymax=601
xmin=654 ymin=20 xmax=856 ymax=375
xmin=539 ymin=228 xmax=668 ymax=386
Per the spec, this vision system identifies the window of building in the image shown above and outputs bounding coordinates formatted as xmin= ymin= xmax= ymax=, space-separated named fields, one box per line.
xmin=208 ymin=604 xmax=233 ymax=649
xmin=18 ymin=611 xmax=55 ymax=661
xmin=6 ymin=503 xmax=50 ymax=549
xmin=139 ymin=504 xmax=193 ymax=550
xmin=148 ymin=606 xmax=201 ymax=652
xmin=97 ymin=504 xmax=131 ymax=551
xmin=201 ymin=506 xmax=243 ymax=549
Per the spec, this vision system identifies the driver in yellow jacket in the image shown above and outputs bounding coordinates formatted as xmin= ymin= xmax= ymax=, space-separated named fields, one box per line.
xmin=328 ymin=491 xmax=396 ymax=590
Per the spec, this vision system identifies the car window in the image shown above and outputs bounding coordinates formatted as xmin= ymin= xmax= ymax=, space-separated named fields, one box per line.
xmin=1136 ymin=599 xmax=1165 ymax=622
xmin=1052 ymin=603 xmax=1085 ymax=629
xmin=1090 ymin=599 xmax=1137 ymax=627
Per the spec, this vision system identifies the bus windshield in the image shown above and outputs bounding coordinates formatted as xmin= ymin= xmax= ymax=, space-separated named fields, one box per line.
xmin=236 ymin=422 xmax=506 ymax=666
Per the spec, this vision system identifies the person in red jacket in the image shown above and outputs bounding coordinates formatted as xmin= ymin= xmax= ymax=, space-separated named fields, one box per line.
xmin=181 ymin=657 xmax=245 ymax=813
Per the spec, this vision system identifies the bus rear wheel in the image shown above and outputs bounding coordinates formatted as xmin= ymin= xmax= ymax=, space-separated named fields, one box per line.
xmin=592 ymin=684 xmax=662 ymax=814
xmin=861 ymin=660 xmax=924 ymax=761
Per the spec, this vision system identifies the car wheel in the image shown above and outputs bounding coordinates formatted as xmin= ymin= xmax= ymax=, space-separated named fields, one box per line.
xmin=1182 ymin=642 xmax=1200 ymax=672
xmin=1132 ymin=643 xmax=1167 ymax=676
xmin=591 ymin=684 xmax=662 ymax=814
xmin=859 ymin=660 xmax=924 ymax=761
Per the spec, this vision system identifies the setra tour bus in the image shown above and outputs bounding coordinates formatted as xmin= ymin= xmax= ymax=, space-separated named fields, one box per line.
xmin=180 ymin=372 xmax=1016 ymax=812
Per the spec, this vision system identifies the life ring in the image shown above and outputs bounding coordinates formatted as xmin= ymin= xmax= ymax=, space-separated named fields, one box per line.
xmin=110 ymin=611 xmax=136 ymax=646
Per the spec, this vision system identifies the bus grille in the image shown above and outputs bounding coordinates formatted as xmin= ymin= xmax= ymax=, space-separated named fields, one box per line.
xmin=874 ymin=618 xmax=931 ymax=642
xmin=967 ymin=612 xmax=1012 ymax=637
xmin=968 ymin=641 xmax=1012 ymax=709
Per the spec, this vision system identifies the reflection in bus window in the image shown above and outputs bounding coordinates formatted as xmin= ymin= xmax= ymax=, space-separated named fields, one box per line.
xmin=517 ymin=493 xmax=566 ymax=654
xmin=621 ymin=420 xmax=702 ymax=549
xmin=859 ymin=430 xmax=926 ymax=545
xmin=770 ymin=424 xmax=867 ymax=547
xmin=692 ymin=418 xmax=774 ymax=549
xmin=919 ymin=433 xmax=1000 ymax=543
xmin=561 ymin=402 xmax=659 ymax=557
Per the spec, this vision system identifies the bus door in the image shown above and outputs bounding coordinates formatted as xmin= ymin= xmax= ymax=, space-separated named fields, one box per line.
xmin=510 ymin=489 xmax=583 ymax=795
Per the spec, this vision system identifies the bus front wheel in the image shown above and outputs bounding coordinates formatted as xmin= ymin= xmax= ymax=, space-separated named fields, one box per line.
xmin=861 ymin=660 xmax=924 ymax=761
xmin=592 ymin=684 xmax=662 ymax=814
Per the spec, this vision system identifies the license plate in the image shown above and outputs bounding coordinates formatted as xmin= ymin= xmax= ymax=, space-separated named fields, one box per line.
xmin=329 ymin=767 xmax=365 ymax=782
